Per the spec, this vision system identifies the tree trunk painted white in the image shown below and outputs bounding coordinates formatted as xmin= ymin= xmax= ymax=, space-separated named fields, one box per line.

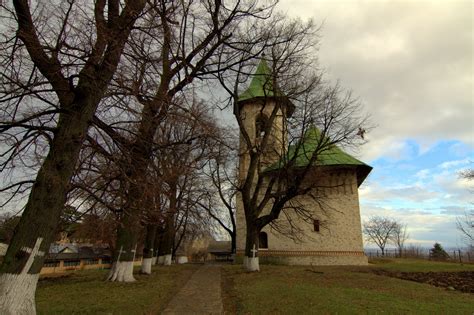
xmin=176 ymin=256 xmax=188 ymax=264
xmin=0 ymin=237 xmax=45 ymax=314
xmin=163 ymin=254 xmax=172 ymax=266
xmin=140 ymin=258 xmax=153 ymax=274
xmin=0 ymin=273 xmax=40 ymax=315
xmin=242 ymin=256 xmax=249 ymax=269
xmin=157 ymin=255 xmax=165 ymax=265
xmin=107 ymin=261 xmax=136 ymax=282
xmin=244 ymin=256 xmax=260 ymax=272
xmin=151 ymin=257 xmax=157 ymax=265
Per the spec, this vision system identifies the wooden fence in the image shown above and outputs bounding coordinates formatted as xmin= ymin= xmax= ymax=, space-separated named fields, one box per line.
xmin=364 ymin=248 xmax=473 ymax=263
xmin=40 ymin=258 xmax=143 ymax=275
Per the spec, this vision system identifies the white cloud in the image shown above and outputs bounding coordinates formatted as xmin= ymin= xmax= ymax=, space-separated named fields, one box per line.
xmin=276 ymin=0 xmax=473 ymax=249
xmin=278 ymin=0 xmax=473 ymax=162
xmin=361 ymin=137 xmax=413 ymax=162
xmin=439 ymin=206 xmax=470 ymax=216
xmin=415 ymin=169 xmax=430 ymax=180
xmin=360 ymin=204 xmax=462 ymax=248
xmin=433 ymin=170 xmax=473 ymax=203
xmin=438 ymin=158 xmax=470 ymax=170
xmin=360 ymin=182 xmax=439 ymax=203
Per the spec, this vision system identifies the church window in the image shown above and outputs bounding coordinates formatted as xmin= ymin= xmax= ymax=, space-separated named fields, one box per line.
xmin=313 ymin=219 xmax=320 ymax=232
xmin=255 ymin=115 xmax=268 ymax=139
xmin=259 ymin=232 xmax=268 ymax=249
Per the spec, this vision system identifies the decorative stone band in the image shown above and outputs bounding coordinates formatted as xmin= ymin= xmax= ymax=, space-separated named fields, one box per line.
xmin=236 ymin=250 xmax=365 ymax=257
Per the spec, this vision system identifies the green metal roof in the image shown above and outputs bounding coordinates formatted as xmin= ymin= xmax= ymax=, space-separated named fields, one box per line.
xmin=268 ymin=127 xmax=372 ymax=186
xmin=238 ymin=59 xmax=283 ymax=102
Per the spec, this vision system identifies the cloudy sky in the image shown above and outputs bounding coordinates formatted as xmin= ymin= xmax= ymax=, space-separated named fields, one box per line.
xmin=1 ymin=1 xmax=470 ymax=251
xmin=278 ymin=0 xmax=473 ymax=249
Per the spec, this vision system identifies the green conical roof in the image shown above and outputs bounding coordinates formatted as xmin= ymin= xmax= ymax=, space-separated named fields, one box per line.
xmin=268 ymin=126 xmax=372 ymax=186
xmin=238 ymin=59 xmax=284 ymax=102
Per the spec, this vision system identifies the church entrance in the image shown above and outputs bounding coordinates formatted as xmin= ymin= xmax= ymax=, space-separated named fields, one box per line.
xmin=259 ymin=232 xmax=268 ymax=249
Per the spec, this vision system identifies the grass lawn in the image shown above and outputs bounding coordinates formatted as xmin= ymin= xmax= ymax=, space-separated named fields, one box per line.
xmin=223 ymin=259 xmax=474 ymax=314
xmin=36 ymin=264 xmax=199 ymax=314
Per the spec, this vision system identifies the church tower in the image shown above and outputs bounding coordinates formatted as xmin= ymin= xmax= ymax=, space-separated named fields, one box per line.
xmin=235 ymin=59 xmax=372 ymax=266
xmin=236 ymin=59 xmax=294 ymax=179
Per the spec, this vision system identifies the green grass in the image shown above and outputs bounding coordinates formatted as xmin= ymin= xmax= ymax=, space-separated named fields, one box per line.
xmin=36 ymin=265 xmax=199 ymax=314
xmin=369 ymin=258 xmax=474 ymax=272
xmin=34 ymin=260 xmax=474 ymax=314
xmin=223 ymin=262 xmax=474 ymax=315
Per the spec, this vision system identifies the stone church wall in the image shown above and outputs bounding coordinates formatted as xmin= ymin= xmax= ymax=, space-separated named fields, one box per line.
xmin=236 ymin=169 xmax=368 ymax=265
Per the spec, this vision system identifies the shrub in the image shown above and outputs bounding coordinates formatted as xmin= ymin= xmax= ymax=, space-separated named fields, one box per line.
xmin=429 ymin=243 xmax=450 ymax=261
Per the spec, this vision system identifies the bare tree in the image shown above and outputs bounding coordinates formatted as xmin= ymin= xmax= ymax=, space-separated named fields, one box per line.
xmin=0 ymin=1 xmax=146 ymax=312
xmin=72 ymin=211 xmax=117 ymax=249
xmin=457 ymin=169 xmax=473 ymax=247
xmin=199 ymin=130 xmax=239 ymax=254
xmin=140 ymin=224 xmax=157 ymax=274
xmin=172 ymin=176 xmax=215 ymax=260
xmin=151 ymin=101 xmax=218 ymax=268
xmin=71 ymin=95 xmax=220 ymax=277
xmin=459 ymin=168 xmax=474 ymax=181
xmin=456 ymin=210 xmax=473 ymax=247
xmin=363 ymin=216 xmax=398 ymax=256
xmin=137 ymin=174 xmax=164 ymax=274
xmin=390 ymin=222 xmax=409 ymax=257
xmin=98 ymin=0 xmax=278 ymax=281
xmin=214 ymin=16 xmax=370 ymax=270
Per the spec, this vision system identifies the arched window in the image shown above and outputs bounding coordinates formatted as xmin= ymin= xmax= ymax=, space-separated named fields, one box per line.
xmin=259 ymin=232 xmax=268 ymax=249
xmin=255 ymin=115 xmax=268 ymax=139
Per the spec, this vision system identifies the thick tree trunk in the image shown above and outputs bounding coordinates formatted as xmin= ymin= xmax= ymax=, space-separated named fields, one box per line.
xmin=140 ymin=225 xmax=156 ymax=274
xmin=0 ymin=273 xmax=39 ymax=314
xmin=141 ymin=258 xmax=153 ymax=274
xmin=244 ymin=224 xmax=260 ymax=272
xmin=109 ymin=120 xmax=158 ymax=280
xmin=231 ymin=232 xmax=237 ymax=254
xmin=152 ymin=227 xmax=161 ymax=265
xmin=107 ymin=215 xmax=141 ymax=282
xmin=160 ymin=184 xmax=177 ymax=266
xmin=111 ymin=86 xmax=171 ymax=272
xmin=154 ymin=228 xmax=164 ymax=265
xmin=0 ymin=99 xmax=101 ymax=313
xmin=156 ymin=230 xmax=165 ymax=265
xmin=107 ymin=261 xmax=136 ymax=282
xmin=160 ymin=219 xmax=175 ymax=266
xmin=176 ymin=256 xmax=188 ymax=264
xmin=0 ymin=1 xmax=146 ymax=311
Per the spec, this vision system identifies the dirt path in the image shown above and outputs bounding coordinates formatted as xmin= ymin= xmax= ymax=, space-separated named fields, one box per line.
xmin=161 ymin=264 xmax=223 ymax=314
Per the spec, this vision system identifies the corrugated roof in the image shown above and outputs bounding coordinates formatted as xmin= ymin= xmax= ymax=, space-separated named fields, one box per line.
xmin=207 ymin=241 xmax=232 ymax=253
xmin=268 ymin=126 xmax=372 ymax=186
xmin=49 ymin=244 xmax=78 ymax=254
xmin=45 ymin=245 xmax=111 ymax=261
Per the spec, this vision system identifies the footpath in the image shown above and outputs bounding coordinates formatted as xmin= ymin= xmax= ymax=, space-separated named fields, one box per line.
xmin=161 ymin=264 xmax=223 ymax=315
